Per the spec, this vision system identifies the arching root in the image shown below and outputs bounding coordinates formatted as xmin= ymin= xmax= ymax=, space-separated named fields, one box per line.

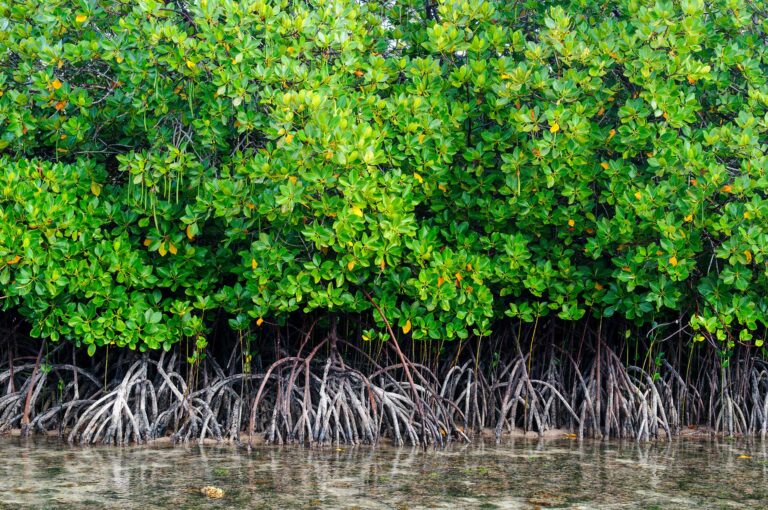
xmin=1 ymin=336 xmax=767 ymax=445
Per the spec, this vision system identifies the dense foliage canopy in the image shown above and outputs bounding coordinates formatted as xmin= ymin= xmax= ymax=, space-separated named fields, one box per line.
xmin=1 ymin=0 xmax=768 ymax=354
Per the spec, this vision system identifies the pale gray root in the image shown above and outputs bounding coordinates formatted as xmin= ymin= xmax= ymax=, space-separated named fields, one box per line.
xmin=67 ymin=358 xmax=155 ymax=445
xmin=4 ymin=341 xmax=768 ymax=444
xmin=242 ymin=347 xmax=459 ymax=447
xmin=0 ymin=363 xmax=101 ymax=434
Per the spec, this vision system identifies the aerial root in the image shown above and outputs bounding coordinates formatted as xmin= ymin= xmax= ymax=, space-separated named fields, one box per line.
xmin=245 ymin=340 xmax=458 ymax=446
xmin=68 ymin=357 xmax=153 ymax=445
xmin=1 ymin=340 xmax=767 ymax=444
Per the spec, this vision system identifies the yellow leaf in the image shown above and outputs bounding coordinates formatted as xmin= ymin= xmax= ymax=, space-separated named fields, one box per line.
xmin=351 ymin=206 xmax=363 ymax=218
xmin=744 ymin=250 xmax=753 ymax=264
xmin=413 ymin=172 xmax=423 ymax=184
xmin=437 ymin=276 xmax=445 ymax=287
xmin=600 ymin=162 xmax=609 ymax=170
xmin=347 ymin=260 xmax=355 ymax=270
xmin=116 ymin=55 xmax=124 ymax=64
xmin=608 ymin=128 xmax=616 ymax=139
xmin=669 ymin=256 xmax=678 ymax=267
xmin=737 ymin=455 xmax=752 ymax=460
xmin=6 ymin=255 xmax=21 ymax=265
xmin=186 ymin=224 xmax=195 ymax=240
xmin=288 ymin=175 xmax=297 ymax=184
xmin=256 ymin=317 xmax=264 ymax=327
xmin=721 ymin=184 xmax=732 ymax=193
xmin=158 ymin=243 xmax=167 ymax=257
xmin=455 ymin=272 xmax=463 ymax=282
xmin=568 ymin=219 xmax=575 ymax=227
xmin=402 ymin=319 xmax=412 ymax=334
xmin=362 ymin=334 xmax=370 ymax=341
xmin=418 ymin=133 xmax=425 ymax=143
xmin=75 ymin=14 xmax=87 ymax=23
xmin=52 ymin=79 xmax=63 ymax=90
xmin=90 ymin=181 xmax=101 ymax=197
xmin=662 ymin=112 xmax=669 ymax=120
xmin=186 ymin=59 xmax=196 ymax=69
xmin=594 ymin=282 xmax=604 ymax=291
xmin=284 ymin=133 xmax=294 ymax=143
xmin=143 ymin=238 xmax=151 ymax=247
xmin=634 ymin=191 xmax=642 ymax=200
xmin=744 ymin=211 xmax=750 ymax=219
xmin=380 ymin=260 xmax=385 ymax=270
xmin=168 ymin=242 xmax=178 ymax=255
xmin=251 ymin=258 xmax=258 ymax=270
xmin=549 ymin=122 xmax=560 ymax=133
xmin=684 ymin=214 xmax=693 ymax=222
xmin=438 ymin=184 xmax=447 ymax=192
xmin=500 ymin=73 xmax=512 ymax=80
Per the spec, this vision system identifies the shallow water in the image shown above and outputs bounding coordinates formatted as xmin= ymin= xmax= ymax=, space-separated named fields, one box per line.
xmin=0 ymin=436 xmax=767 ymax=509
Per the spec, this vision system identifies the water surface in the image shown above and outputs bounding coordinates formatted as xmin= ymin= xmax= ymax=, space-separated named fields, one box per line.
xmin=1 ymin=435 xmax=766 ymax=509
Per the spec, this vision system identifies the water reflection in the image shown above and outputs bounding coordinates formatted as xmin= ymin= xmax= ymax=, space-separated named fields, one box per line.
xmin=0 ymin=437 xmax=766 ymax=509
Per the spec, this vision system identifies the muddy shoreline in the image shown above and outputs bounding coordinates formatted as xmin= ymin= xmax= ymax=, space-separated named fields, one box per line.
xmin=0 ymin=423 xmax=726 ymax=449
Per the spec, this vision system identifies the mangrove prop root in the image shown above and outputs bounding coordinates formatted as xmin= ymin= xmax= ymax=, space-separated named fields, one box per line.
xmin=0 ymin=338 xmax=765 ymax=445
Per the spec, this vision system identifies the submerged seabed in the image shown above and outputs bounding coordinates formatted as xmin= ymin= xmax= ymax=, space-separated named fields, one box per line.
xmin=0 ymin=437 xmax=766 ymax=509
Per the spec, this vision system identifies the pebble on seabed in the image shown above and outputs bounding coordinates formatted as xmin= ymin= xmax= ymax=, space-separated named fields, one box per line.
xmin=200 ymin=486 xmax=225 ymax=499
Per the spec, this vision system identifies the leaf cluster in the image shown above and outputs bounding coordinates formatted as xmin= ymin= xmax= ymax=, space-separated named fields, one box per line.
xmin=2 ymin=0 xmax=767 ymax=350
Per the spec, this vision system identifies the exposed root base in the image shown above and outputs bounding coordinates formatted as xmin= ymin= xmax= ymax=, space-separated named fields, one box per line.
xmin=1 ymin=338 xmax=766 ymax=446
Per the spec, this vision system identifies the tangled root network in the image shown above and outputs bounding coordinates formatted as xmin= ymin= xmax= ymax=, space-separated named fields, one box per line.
xmin=2 ymin=334 xmax=767 ymax=446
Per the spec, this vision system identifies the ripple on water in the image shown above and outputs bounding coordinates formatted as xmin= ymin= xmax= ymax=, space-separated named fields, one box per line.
xmin=1 ymin=437 xmax=767 ymax=509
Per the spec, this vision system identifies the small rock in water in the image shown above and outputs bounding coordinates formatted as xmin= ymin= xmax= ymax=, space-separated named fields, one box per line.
xmin=201 ymin=486 xmax=225 ymax=499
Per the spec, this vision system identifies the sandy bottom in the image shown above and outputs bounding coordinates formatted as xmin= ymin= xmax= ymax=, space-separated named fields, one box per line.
xmin=1 ymin=433 xmax=765 ymax=509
